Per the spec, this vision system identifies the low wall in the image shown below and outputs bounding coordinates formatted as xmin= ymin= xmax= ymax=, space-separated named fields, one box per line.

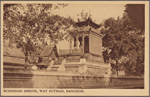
xmin=65 ymin=65 xmax=109 ymax=75
xmin=3 ymin=71 xmax=144 ymax=89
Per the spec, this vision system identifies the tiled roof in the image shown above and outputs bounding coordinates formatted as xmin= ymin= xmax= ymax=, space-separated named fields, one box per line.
xmin=76 ymin=17 xmax=101 ymax=29
xmin=3 ymin=45 xmax=25 ymax=58
xmin=3 ymin=56 xmax=25 ymax=65
xmin=40 ymin=44 xmax=55 ymax=57
xmin=37 ymin=57 xmax=52 ymax=65
xmin=3 ymin=43 xmax=36 ymax=64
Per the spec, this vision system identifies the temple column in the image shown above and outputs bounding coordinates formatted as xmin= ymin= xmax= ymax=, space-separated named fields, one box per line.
xmin=76 ymin=35 xmax=79 ymax=48
xmin=82 ymin=33 xmax=85 ymax=54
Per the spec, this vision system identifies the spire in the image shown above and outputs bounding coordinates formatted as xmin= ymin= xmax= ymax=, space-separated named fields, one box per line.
xmin=89 ymin=9 xmax=92 ymax=19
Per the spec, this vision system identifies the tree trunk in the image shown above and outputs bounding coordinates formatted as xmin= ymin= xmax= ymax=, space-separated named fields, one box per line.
xmin=70 ymin=35 xmax=72 ymax=54
xmin=116 ymin=60 xmax=119 ymax=75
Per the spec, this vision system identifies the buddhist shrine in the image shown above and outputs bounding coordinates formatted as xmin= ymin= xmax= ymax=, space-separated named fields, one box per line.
xmin=58 ymin=17 xmax=111 ymax=75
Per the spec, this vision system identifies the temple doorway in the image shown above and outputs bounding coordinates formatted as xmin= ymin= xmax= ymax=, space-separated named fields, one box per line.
xmin=84 ymin=36 xmax=89 ymax=53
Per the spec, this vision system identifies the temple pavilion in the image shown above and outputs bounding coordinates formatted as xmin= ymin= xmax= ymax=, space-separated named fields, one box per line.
xmin=57 ymin=17 xmax=111 ymax=75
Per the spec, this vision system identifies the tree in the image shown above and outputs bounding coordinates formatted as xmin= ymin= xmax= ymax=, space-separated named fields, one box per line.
xmin=3 ymin=3 xmax=74 ymax=64
xmin=123 ymin=4 xmax=145 ymax=76
xmin=103 ymin=17 xmax=129 ymax=75
xmin=121 ymin=32 xmax=144 ymax=76
xmin=124 ymin=4 xmax=145 ymax=32
xmin=102 ymin=16 xmax=144 ymax=76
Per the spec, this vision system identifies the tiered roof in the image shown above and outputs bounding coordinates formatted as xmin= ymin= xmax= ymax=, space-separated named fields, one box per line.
xmin=75 ymin=17 xmax=101 ymax=29
xmin=75 ymin=17 xmax=102 ymax=36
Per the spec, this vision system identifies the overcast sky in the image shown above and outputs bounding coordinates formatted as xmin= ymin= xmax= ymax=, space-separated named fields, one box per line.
xmin=51 ymin=4 xmax=126 ymax=24
xmin=50 ymin=4 xmax=126 ymax=50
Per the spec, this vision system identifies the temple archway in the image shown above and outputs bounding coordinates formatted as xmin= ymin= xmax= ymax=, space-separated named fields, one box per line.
xmin=84 ymin=36 xmax=89 ymax=53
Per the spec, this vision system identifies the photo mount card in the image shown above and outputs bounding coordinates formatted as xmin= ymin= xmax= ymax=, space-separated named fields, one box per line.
xmin=1 ymin=1 xmax=149 ymax=96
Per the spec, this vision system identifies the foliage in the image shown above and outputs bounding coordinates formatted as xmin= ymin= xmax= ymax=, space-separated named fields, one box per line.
xmin=3 ymin=3 xmax=75 ymax=66
xmin=3 ymin=4 xmax=74 ymax=57
xmin=124 ymin=4 xmax=145 ymax=32
xmin=102 ymin=14 xmax=144 ymax=76
xmin=102 ymin=4 xmax=145 ymax=76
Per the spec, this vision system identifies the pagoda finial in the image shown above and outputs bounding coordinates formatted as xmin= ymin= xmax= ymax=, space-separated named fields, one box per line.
xmin=89 ymin=9 xmax=92 ymax=19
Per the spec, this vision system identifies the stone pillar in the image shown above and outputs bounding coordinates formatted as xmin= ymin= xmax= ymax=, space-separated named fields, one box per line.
xmin=108 ymin=58 xmax=111 ymax=75
xmin=76 ymin=35 xmax=79 ymax=49
xmin=70 ymin=35 xmax=72 ymax=54
xmin=72 ymin=39 xmax=74 ymax=49
xmin=82 ymin=33 xmax=85 ymax=54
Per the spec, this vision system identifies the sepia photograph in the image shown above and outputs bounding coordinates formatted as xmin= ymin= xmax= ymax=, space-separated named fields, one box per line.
xmin=1 ymin=1 xmax=149 ymax=96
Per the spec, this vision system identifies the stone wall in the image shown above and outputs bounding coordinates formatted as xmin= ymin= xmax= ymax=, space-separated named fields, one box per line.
xmin=65 ymin=66 xmax=79 ymax=73
xmin=65 ymin=64 xmax=109 ymax=76
xmin=83 ymin=53 xmax=104 ymax=64
xmin=3 ymin=72 xmax=144 ymax=88
xmin=86 ymin=66 xmax=108 ymax=76
xmin=89 ymin=33 xmax=102 ymax=56
xmin=66 ymin=55 xmax=81 ymax=62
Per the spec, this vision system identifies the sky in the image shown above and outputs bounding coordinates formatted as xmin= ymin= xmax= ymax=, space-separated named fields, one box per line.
xmin=49 ymin=4 xmax=126 ymax=50
xmin=51 ymin=4 xmax=126 ymax=23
